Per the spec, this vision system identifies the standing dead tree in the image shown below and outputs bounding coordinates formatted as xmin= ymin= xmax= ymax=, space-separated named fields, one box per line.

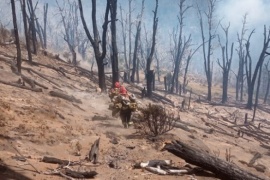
xmin=252 ymin=60 xmax=263 ymax=121
xmin=170 ymin=0 xmax=191 ymax=94
xmin=11 ymin=0 xmax=22 ymax=73
xmin=263 ymin=60 xmax=270 ymax=103
xmin=119 ymin=5 xmax=129 ymax=80
xmin=217 ymin=23 xmax=234 ymax=104
xmin=128 ymin=0 xmax=133 ymax=82
xmin=182 ymin=43 xmax=203 ymax=93
xmin=21 ymin=0 xmax=32 ymax=63
xmin=56 ymin=0 xmax=79 ymax=65
xmin=146 ymin=0 xmax=158 ymax=97
xmin=154 ymin=50 xmax=160 ymax=82
xmin=198 ymin=0 xmax=219 ymax=101
xmin=36 ymin=3 xmax=48 ymax=49
xmin=130 ymin=0 xmax=145 ymax=83
xmin=246 ymin=26 xmax=270 ymax=109
xmin=109 ymin=0 xmax=119 ymax=85
xmin=27 ymin=0 xmax=37 ymax=54
xmin=235 ymin=14 xmax=248 ymax=102
xmin=78 ymin=0 xmax=110 ymax=91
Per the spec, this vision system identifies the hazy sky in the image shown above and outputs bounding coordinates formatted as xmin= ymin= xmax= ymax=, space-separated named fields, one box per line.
xmin=1 ymin=0 xmax=270 ymax=73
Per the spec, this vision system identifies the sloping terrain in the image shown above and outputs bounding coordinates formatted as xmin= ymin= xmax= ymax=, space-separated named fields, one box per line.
xmin=0 ymin=44 xmax=270 ymax=180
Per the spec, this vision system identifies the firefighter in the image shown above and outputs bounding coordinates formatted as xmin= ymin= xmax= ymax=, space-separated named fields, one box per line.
xmin=109 ymin=81 xmax=121 ymax=100
xmin=118 ymin=86 xmax=138 ymax=128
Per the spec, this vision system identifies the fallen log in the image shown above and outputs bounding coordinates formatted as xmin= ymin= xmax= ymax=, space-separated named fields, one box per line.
xmin=30 ymin=61 xmax=66 ymax=76
xmin=173 ymin=122 xmax=191 ymax=132
xmin=21 ymin=74 xmax=48 ymax=89
xmin=174 ymin=120 xmax=235 ymax=137
xmin=22 ymin=67 xmax=60 ymax=87
xmin=41 ymin=156 xmax=70 ymax=165
xmin=0 ymin=79 xmax=42 ymax=92
xmin=163 ymin=140 xmax=265 ymax=180
xmin=49 ymin=91 xmax=82 ymax=104
xmin=21 ymin=74 xmax=36 ymax=88
xmin=129 ymin=83 xmax=174 ymax=106
xmin=72 ymin=103 xmax=85 ymax=111
xmin=64 ymin=169 xmax=97 ymax=178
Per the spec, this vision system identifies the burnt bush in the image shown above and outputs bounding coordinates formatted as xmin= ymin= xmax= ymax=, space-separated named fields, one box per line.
xmin=134 ymin=104 xmax=176 ymax=136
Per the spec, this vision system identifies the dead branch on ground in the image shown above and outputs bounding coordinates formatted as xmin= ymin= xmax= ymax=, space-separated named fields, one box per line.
xmin=49 ymin=91 xmax=82 ymax=104
xmin=10 ymin=143 xmax=40 ymax=174
xmin=0 ymin=79 xmax=42 ymax=92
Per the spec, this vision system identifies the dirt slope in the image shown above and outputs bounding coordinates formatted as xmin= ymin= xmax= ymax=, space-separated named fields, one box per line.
xmin=0 ymin=44 xmax=269 ymax=180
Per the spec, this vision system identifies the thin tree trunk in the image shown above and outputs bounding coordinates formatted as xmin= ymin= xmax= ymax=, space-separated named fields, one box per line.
xmin=110 ymin=0 xmax=119 ymax=84
xmin=11 ymin=0 xmax=22 ymax=73
xmin=22 ymin=0 xmax=32 ymax=63
xmin=236 ymin=75 xmax=239 ymax=101
xmin=252 ymin=65 xmax=263 ymax=121
xmin=119 ymin=6 xmax=128 ymax=74
xmin=128 ymin=0 xmax=132 ymax=82
xmin=43 ymin=3 xmax=48 ymax=48
xmin=146 ymin=0 xmax=158 ymax=97
xmin=130 ymin=21 xmax=141 ymax=82
xmin=154 ymin=51 xmax=160 ymax=82
xmin=222 ymin=71 xmax=229 ymax=103
xmin=264 ymin=76 xmax=270 ymax=103
xmin=78 ymin=0 xmax=110 ymax=91
xmin=27 ymin=0 xmax=37 ymax=54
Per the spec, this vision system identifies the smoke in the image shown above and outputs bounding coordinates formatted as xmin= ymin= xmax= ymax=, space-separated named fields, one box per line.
xmin=218 ymin=0 xmax=270 ymax=31
xmin=1 ymin=0 xmax=270 ymax=74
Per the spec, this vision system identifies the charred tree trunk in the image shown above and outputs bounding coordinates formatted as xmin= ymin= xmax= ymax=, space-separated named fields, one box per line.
xmin=246 ymin=27 xmax=270 ymax=109
xmin=264 ymin=65 xmax=270 ymax=104
xmin=264 ymin=77 xmax=270 ymax=104
xmin=222 ymin=71 xmax=229 ymax=102
xmin=164 ymin=76 xmax=167 ymax=91
xmin=152 ymin=71 xmax=155 ymax=91
xmin=146 ymin=0 xmax=158 ymax=97
xmin=130 ymin=21 xmax=141 ymax=83
xmin=119 ymin=6 xmax=128 ymax=76
xmin=78 ymin=0 xmax=110 ymax=91
xmin=22 ymin=0 xmax=32 ymax=63
xmin=171 ymin=0 xmax=191 ymax=94
xmin=136 ymin=56 xmax=140 ymax=83
xmin=110 ymin=0 xmax=119 ymax=84
xmin=182 ymin=43 xmax=203 ymax=93
xmin=35 ymin=21 xmax=44 ymax=49
xmin=131 ymin=0 xmax=144 ymax=83
xmin=27 ymin=0 xmax=37 ymax=54
xmin=154 ymin=51 xmax=161 ymax=82
xmin=128 ymin=0 xmax=132 ymax=82
xmin=236 ymin=14 xmax=247 ymax=102
xmin=56 ymin=0 xmax=79 ymax=66
xmin=36 ymin=3 xmax=48 ymax=49
xmin=198 ymin=0 xmax=219 ymax=101
xmin=252 ymin=65 xmax=263 ymax=121
xmin=43 ymin=3 xmax=48 ymax=48
xmin=217 ymin=24 xmax=234 ymax=103
xmin=11 ymin=0 xmax=22 ymax=73
xmin=147 ymin=70 xmax=154 ymax=95
xmin=183 ymin=55 xmax=190 ymax=93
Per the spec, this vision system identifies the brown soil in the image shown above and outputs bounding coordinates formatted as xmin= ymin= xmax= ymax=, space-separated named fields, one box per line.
xmin=0 ymin=44 xmax=269 ymax=180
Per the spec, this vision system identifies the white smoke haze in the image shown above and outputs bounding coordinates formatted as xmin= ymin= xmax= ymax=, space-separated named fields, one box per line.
xmin=1 ymin=0 xmax=270 ymax=75
xmin=219 ymin=0 xmax=270 ymax=31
